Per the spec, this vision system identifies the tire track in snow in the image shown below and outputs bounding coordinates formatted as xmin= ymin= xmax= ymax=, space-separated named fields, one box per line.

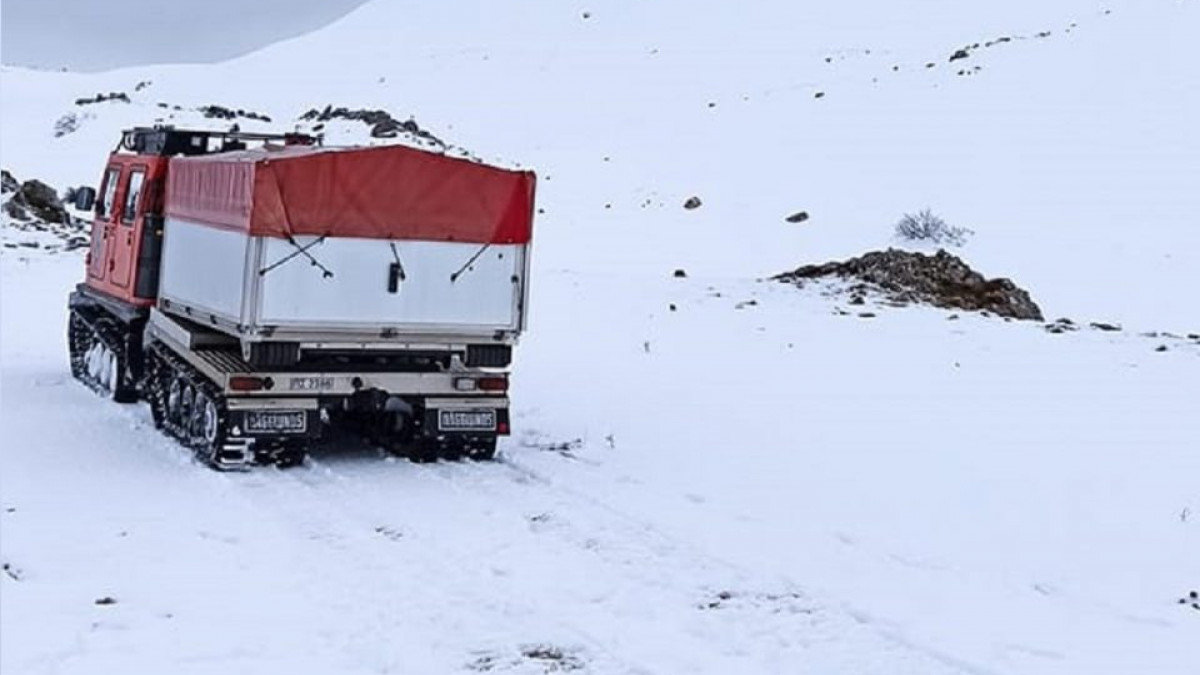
xmin=221 ymin=446 xmax=971 ymax=673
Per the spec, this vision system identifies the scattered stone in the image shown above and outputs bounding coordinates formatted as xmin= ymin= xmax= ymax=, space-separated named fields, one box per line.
xmin=947 ymin=314 xmax=959 ymax=320
xmin=849 ymin=295 xmax=865 ymax=305
xmin=1090 ymin=322 xmax=1122 ymax=332
xmin=926 ymin=62 xmax=936 ymax=69
xmin=785 ymin=211 xmax=810 ymax=223
xmin=1188 ymin=333 xmax=1199 ymax=340
xmin=53 ymin=113 xmax=81 ymax=138
xmin=197 ymin=104 xmax=271 ymax=123
xmin=520 ymin=645 xmax=585 ymax=671
xmin=1044 ymin=318 xmax=1079 ymax=334
xmin=1155 ymin=345 xmax=1169 ymax=352
xmin=814 ymin=92 xmax=825 ymax=99
xmin=683 ymin=196 xmax=702 ymax=210
xmin=1179 ymin=590 xmax=1199 ymax=610
xmin=74 ymin=92 xmax=130 ymax=106
xmin=858 ymin=312 xmax=876 ymax=318
xmin=734 ymin=299 xmax=758 ymax=309
xmin=673 ymin=269 xmax=688 ymax=278
xmin=774 ymin=248 xmax=1043 ymax=321
xmin=298 ymin=105 xmax=450 ymax=149
xmin=669 ymin=303 xmax=677 ymax=312
xmin=949 ymin=49 xmax=971 ymax=62
xmin=94 ymin=597 xmax=117 ymax=605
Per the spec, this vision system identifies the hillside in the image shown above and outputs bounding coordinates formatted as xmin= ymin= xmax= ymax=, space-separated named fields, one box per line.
xmin=2 ymin=1 xmax=1198 ymax=673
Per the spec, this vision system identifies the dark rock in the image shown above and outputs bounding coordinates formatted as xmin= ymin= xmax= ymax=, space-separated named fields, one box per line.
xmin=1 ymin=170 xmax=19 ymax=194
xmin=2 ymin=200 xmax=30 ymax=221
xmin=53 ymin=114 xmax=80 ymax=138
xmin=1155 ymin=345 xmax=1169 ymax=352
xmin=814 ymin=92 xmax=825 ymax=99
xmin=673 ymin=269 xmax=688 ymax=278
xmin=198 ymin=104 xmax=272 ymax=123
xmin=949 ymin=49 xmax=971 ymax=62
xmin=858 ymin=312 xmax=876 ymax=318
xmin=683 ymin=196 xmax=702 ymax=210
xmin=10 ymin=179 xmax=71 ymax=224
xmin=94 ymin=597 xmax=117 ymax=605
xmin=298 ymin=106 xmax=450 ymax=150
xmin=74 ymin=92 xmax=130 ymax=106
xmin=774 ymin=248 xmax=1043 ymax=321
xmin=1090 ymin=322 xmax=1122 ymax=332
xmin=849 ymin=295 xmax=864 ymax=305
xmin=786 ymin=211 xmax=810 ymax=223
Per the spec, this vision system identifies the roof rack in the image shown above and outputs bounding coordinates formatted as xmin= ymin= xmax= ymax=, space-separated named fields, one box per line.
xmin=118 ymin=126 xmax=320 ymax=157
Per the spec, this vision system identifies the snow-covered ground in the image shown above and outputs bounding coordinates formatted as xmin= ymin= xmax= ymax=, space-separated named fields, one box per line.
xmin=2 ymin=1 xmax=1198 ymax=673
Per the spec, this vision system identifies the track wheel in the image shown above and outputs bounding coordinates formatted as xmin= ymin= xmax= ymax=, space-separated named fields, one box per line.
xmin=147 ymin=355 xmax=168 ymax=429
xmin=68 ymin=313 xmax=89 ymax=380
xmin=191 ymin=392 xmax=221 ymax=464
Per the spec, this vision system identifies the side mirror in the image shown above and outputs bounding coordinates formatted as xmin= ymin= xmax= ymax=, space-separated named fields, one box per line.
xmin=73 ymin=186 xmax=96 ymax=212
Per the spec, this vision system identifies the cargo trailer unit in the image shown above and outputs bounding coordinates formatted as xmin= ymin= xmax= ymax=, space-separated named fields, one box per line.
xmin=67 ymin=127 xmax=536 ymax=469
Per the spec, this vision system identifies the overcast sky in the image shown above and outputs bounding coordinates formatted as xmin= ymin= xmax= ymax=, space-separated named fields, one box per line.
xmin=1 ymin=0 xmax=369 ymax=71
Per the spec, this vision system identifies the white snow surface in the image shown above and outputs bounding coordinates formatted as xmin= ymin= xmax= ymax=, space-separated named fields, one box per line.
xmin=2 ymin=1 xmax=1199 ymax=673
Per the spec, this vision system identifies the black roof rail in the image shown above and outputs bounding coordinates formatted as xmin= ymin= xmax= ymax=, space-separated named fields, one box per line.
xmin=118 ymin=126 xmax=320 ymax=157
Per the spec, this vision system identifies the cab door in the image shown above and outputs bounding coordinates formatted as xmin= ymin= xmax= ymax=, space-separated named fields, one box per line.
xmin=87 ymin=166 xmax=121 ymax=282
xmin=109 ymin=167 xmax=146 ymax=289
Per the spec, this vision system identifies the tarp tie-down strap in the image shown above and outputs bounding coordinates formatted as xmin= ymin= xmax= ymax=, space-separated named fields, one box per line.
xmin=449 ymin=243 xmax=492 ymax=283
xmin=388 ymin=242 xmax=407 ymax=281
xmin=258 ymin=235 xmax=334 ymax=278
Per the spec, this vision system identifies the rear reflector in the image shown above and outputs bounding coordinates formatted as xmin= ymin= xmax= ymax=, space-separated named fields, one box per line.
xmin=453 ymin=377 xmax=478 ymax=392
xmin=478 ymin=376 xmax=508 ymax=392
xmin=229 ymin=376 xmax=265 ymax=391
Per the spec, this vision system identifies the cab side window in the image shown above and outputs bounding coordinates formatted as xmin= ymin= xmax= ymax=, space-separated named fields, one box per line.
xmin=98 ymin=167 xmax=121 ymax=219
xmin=121 ymin=170 xmax=146 ymax=225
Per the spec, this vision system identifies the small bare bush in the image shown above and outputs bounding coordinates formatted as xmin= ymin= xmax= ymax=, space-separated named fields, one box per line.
xmin=895 ymin=209 xmax=973 ymax=246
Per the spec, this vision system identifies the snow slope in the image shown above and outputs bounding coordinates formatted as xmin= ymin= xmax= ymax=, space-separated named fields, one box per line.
xmin=3 ymin=0 xmax=1199 ymax=673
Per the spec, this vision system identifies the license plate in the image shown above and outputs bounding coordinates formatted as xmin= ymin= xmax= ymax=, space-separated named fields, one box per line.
xmin=438 ymin=409 xmax=496 ymax=432
xmin=245 ymin=410 xmax=307 ymax=434
xmin=288 ymin=376 xmax=335 ymax=391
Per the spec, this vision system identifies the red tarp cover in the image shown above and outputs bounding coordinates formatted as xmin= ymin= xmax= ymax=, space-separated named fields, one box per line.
xmin=164 ymin=144 xmax=535 ymax=244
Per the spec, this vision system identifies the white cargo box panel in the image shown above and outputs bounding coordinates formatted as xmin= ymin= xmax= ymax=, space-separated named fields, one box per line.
xmin=158 ymin=218 xmax=529 ymax=340
xmin=158 ymin=143 xmax=536 ymax=343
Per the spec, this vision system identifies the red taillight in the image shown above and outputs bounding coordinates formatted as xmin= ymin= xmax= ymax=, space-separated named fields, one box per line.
xmin=478 ymin=376 xmax=508 ymax=392
xmin=229 ymin=376 xmax=265 ymax=391
xmin=497 ymin=421 xmax=510 ymax=435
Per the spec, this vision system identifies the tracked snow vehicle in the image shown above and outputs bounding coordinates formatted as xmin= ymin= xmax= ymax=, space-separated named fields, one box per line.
xmin=68 ymin=127 xmax=535 ymax=469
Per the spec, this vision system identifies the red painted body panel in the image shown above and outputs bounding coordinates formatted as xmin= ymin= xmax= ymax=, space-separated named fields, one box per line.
xmin=83 ymin=153 xmax=169 ymax=308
